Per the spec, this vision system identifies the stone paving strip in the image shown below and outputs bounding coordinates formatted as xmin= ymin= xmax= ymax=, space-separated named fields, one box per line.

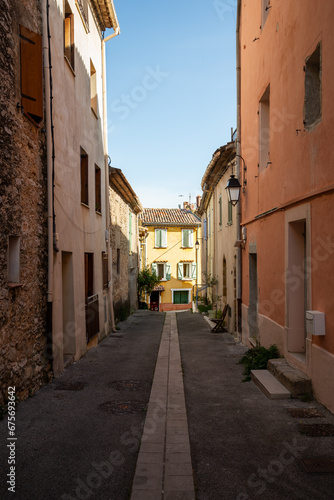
xmin=131 ymin=312 xmax=195 ymax=500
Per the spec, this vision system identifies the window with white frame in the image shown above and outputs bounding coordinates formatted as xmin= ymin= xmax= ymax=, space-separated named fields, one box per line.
xmin=155 ymin=229 xmax=167 ymax=248
xmin=152 ymin=262 xmax=171 ymax=281
xmin=177 ymin=262 xmax=196 ymax=280
xmin=182 ymin=229 xmax=194 ymax=248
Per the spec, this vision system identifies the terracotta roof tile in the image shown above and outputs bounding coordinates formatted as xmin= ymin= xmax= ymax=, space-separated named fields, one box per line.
xmin=141 ymin=208 xmax=201 ymax=227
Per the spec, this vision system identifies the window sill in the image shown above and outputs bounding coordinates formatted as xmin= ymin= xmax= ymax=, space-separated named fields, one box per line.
xmin=81 ymin=202 xmax=89 ymax=208
xmin=154 ymin=247 xmax=167 ymax=249
xmin=8 ymin=282 xmax=23 ymax=289
xmin=95 ymin=210 xmax=102 ymax=216
xmin=227 ymin=222 xmax=233 ymax=227
xmin=64 ymin=55 xmax=76 ymax=76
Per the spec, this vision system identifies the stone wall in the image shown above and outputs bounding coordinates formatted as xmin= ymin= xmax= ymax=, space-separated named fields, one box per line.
xmin=0 ymin=0 xmax=51 ymax=405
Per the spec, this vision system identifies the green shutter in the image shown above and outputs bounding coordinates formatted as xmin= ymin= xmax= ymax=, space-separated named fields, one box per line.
xmin=191 ymin=262 xmax=197 ymax=279
xmin=151 ymin=263 xmax=158 ymax=276
xmin=177 ymin=263 xmax=183 ymax=280
xmin=161 ymin=229 xmax=167 ymax=248
xmin=155 ymin=229 xmax=161 ymax=247
xmin=228 ymin=200 xmax=233 ymax=225
xmin=182 ymin=229 xmax=189 ymax=247
xmin=166 ymin=263 xmax=171 ymax=280
xmin=219 ymin=196 xmax=222 ymax=227
xmin=189 ymin=230 xmax=194 ymax=248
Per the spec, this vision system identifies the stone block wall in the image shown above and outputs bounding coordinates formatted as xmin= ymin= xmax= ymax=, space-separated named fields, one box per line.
xmin=0 ymin=0 xmax=51 ymax=405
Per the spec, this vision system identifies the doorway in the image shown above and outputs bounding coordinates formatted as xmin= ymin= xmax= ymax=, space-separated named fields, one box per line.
xmin=249 ymin=252 xmax=259 ymax=340
xmin=287 ymin=220 xmax=307 ymax=353
xmin=150 ymin=291 xmax=160 ymax=311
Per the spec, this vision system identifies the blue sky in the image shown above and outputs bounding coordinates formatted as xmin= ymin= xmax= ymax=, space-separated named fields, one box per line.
xmin=105 ymin=0 xmax=237 ymax=208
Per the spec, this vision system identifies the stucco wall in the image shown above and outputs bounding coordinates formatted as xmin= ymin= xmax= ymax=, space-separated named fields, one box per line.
xmin=0 ymin=0 xmax=51 ymax=404
xmin=50 ymin=0 xmax=112 ymax=375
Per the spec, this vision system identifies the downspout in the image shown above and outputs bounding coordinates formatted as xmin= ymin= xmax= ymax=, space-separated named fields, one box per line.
xmin=43 ymin=0 xmax=58 ymax=367
xmin=236 ymin=0 xmax=242 ymax=336
xmin=102 ymin=25 xmax=120 ymax=332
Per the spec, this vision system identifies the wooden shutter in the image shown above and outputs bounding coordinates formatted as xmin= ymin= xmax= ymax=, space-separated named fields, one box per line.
xmin=161 ymin=229 xmax=167 ymax=248
xmin=81 ymin=150 xmax=88 ymax=205
xmin=151 ymin=263 xmax=158 ymax=276
xmin=177 ymin=263 xmax=183 ymax=280
xmin=95 ymin=166 xmax=101 ymax=212
xmin=102 ymin=252 xmax=108 ymax=289
xmin=166 ymin=263 xmax=171 ymax=281
xmin=191 ymin=263 xmax=197 ymax=279
xmin=189 ymin=230 xmax=194 ymax=248
xmin=20 ymin=26 xmax=43 ymax=124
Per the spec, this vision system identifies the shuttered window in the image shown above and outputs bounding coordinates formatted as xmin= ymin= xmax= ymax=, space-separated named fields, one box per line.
xmin=155 ymin=229 xmax=167 ymax=248
xmin=95 ymin=165 xmax=101 ymax=213
xmin=182 ymin=229 xmax=194 ymax=248
xmin=64 ymin=1 xmax=74 ymax=70
xmin=173 ymin=291 xmax=189 ymax=305
xmin=81 ymin=148 xmax=89 ymax=206
xmin=102 ymin=252 xmax=108 ymax=289
xmin=228 ymin=199 xmax=233 ymax=225
xmin=20 ymin=26 xmax=43 ymax=125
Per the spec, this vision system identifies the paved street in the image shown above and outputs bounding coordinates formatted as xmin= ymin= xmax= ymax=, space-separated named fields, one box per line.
xmin=1 ymin=311 xmax=334 ymax=499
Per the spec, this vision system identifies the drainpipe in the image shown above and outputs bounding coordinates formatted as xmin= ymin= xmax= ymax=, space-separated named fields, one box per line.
xmin=102 ymin=24 xmax=120 ymax=332
xmin=236 ymin=0 xmax=242 ymax=336
xmin=42 ymin=0 xmax=55 ymax=365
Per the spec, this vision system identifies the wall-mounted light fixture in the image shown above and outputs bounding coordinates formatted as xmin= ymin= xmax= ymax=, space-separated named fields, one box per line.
xmin=195 ymin=240 xmax=200 ymax=251
xmin=226 ymin=174 xmax=241 ymax=206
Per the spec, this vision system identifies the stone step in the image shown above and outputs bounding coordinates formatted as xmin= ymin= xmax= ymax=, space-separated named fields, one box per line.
xmin=251 ymin=369 xmax=291 ymax=400
xmin=267 ymin=359 xmax=312 ymax=397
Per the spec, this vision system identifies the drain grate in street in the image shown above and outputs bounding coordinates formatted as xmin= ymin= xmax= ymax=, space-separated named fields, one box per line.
xmin=288 ymin=408 xmax=324 ymax=419
xmin=298 ymin=424 xmax=334 ymax=436
xmin=108 ymin=380 xmax=151 ymax=391
xmin=298 ymin=457 xmax=334 ymax=473
xmin=98 ymin=401 xmax=148 ymax=415
xmin=55 ymin=381 xmax=86 ymax=391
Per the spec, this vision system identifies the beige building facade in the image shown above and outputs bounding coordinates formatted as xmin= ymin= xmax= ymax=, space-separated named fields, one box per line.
xmin=198 ymin=143 xmax=238 ymax=333
xmin=109 ymin=167 xmax=142 ymax=322
xmin=49 ymin=0 xmax=120 ymax=375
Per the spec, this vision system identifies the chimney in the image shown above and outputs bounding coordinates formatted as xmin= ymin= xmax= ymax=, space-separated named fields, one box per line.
xmin=196 ymin=195 xmax=202 ymax=209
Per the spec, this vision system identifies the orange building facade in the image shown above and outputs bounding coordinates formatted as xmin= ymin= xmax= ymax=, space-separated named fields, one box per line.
xmin=238 ymin=0 xmax=334 ymax=412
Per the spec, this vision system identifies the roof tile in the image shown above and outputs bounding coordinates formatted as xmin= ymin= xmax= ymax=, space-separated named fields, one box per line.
xmin=141 ymin=208 xmax=201 ymax=226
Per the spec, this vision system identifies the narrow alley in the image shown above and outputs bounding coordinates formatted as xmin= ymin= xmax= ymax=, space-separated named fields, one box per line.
xmin=1 ymin=311 xmax=333 ymax=500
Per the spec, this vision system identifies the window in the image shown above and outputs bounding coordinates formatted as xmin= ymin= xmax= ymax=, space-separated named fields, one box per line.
xmin=261 ymin=0 xmax=270 ymax=30
xmin=155 ymin=229 xmax=167 ymax=248
xmin=20 ymin=26 xmax=43 ymax=125
xmin=173 ymin=290 xmax=189 ymax=305
xmin=227 ymin=199 xmax=233 ymax=225
xmin=178 ymin=262 xmax=196 ymax=280
xmin=203 ymin=219 xmax=207 ymax=241
xmin=304 ymin=44 xmax=321 ymax=129
xmin=64 ymin=1 xmax=74 ymax=70
xmin=102 ymin=252 xmax=108 ymax=289
xmin=84 ymin=253 xmax=94 ymax=298
xmin=81 ymin=148 xmax=88 ymax=206
xmin=117 ymin=248 xmax=120 ymax=275
xmin=182 ymin=229 xmax=194 ymax=248
xmin=219 ymin=196 xmax=222 ymax=228
xmin=152 ymin=262 xmax=171 ymax=281
xmin=8 ymin=236 xmax=20 ymax=284
xmin=95 ymin=165 xmax=101 ymax=213
xmin=129 ymin=211 xmax=133 ymax=254
xmin=259 ymin=85 xmax=270 ymax=172
xmin=90 ymin=60 xmax=97 ymax=116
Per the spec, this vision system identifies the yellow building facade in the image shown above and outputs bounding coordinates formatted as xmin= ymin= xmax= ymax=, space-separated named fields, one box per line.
xmin=141 ymin=209 xmax=201 ymax=311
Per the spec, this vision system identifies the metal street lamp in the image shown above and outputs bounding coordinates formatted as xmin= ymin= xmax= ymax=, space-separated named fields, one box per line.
xmin=226 ymin=174 xmax=241 ymax=206
xmin=195 ymin=240 xmax=200 ymax=251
